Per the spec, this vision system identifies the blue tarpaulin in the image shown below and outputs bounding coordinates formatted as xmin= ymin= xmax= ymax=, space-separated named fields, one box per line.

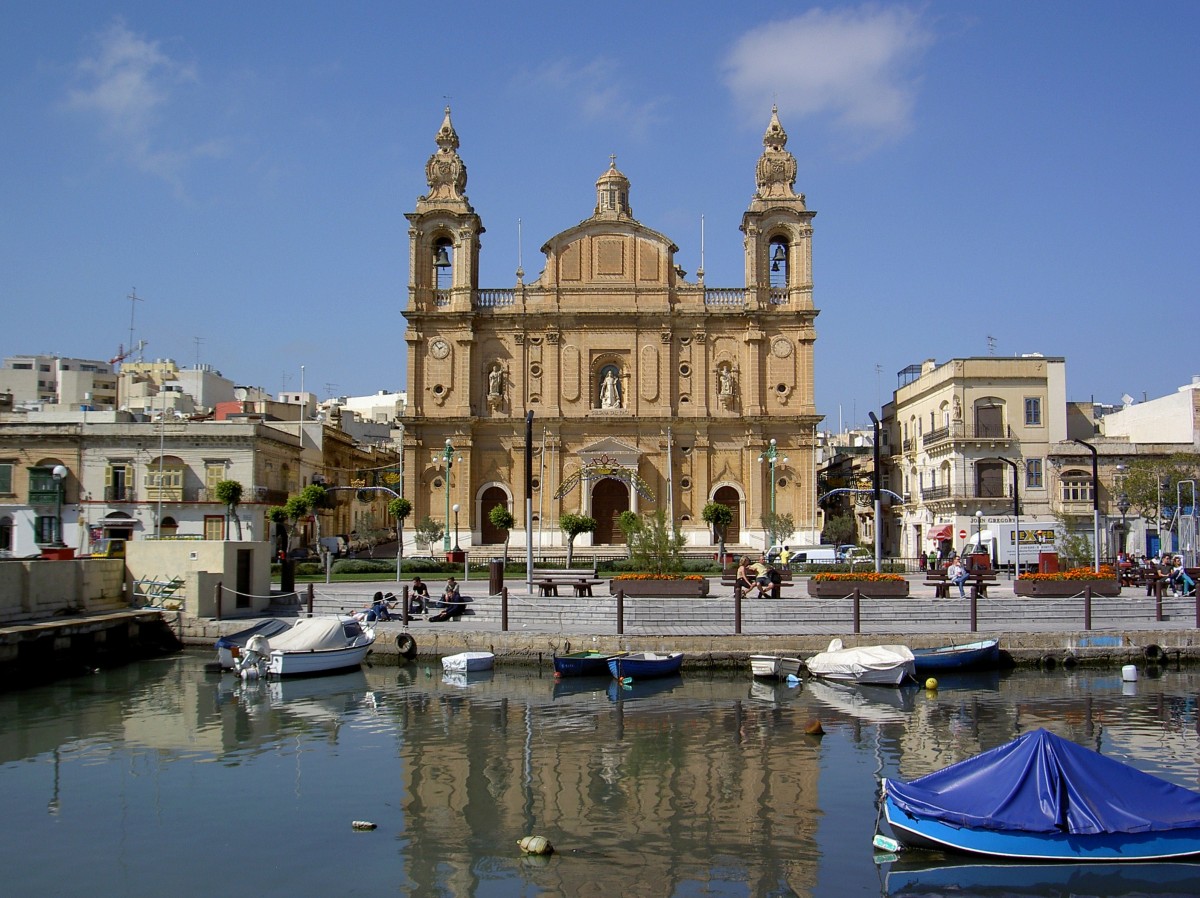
xmin=885 ymin=729 xmax=1200 ymax=835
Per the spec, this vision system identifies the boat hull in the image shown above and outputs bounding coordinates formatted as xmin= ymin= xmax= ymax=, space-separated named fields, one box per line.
xmin=215 ymin=619 xmax=293 ymax=669
xmin=608 ymin=652 xmax=684 ymax=680
xmin=884 ymin=794 xmax=1200 ymax=861
xmin=911 ymin=639 xmax=1000 ymax=675
xmin=554 ymin=651 xmax=622 ymax=677
xmin=442 ymin=651 xmax=495 ymax=673
xmin=266 ymin=641 xmax=374 ymax=677
xmin=749 ymin=654 xmax=802 ymax=679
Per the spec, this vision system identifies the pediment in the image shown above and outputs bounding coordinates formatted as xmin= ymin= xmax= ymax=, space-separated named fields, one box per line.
xmin=577 ymin=437 xmax=642 ymax=466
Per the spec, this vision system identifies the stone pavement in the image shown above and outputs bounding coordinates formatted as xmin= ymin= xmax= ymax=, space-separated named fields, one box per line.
xmin=178 ymin=573 xmax=1200 ymax=667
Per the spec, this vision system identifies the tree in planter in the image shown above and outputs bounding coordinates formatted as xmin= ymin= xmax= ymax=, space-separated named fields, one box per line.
xmin=617 ymin=510 xmax=641 ymax=559
xmin=213 ymin=479 xmax=244 ymax=541
xmin=413 ymin=515 xmax=444 ymax=556
xmin=822 ymin=510 xmax=857 ymax=547
xmin=488 ymin=503 xmax=516 ymax=561
xmin=559 ymin=513 xmax=596 ymax=568
xmin=388 ymin=497 xmax=413 ymax=570
xmin=761 ymin=511 xmax=795 ymax=549
xmin=298 ymin=484 xmax=328 ymax=550
xmin=1055 ymin=513 xmax=1094 ymax=568
xmin=702 ymin=501 xmax=734 ymax=567
xmin=267 ymin=506 xmax=289 ymax=557
xmin=629 ymin=508 xmax=686 ymax=576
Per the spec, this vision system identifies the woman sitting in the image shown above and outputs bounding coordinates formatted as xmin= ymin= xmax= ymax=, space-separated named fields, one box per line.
xmin=734 ymin=556 xmax=757 ymax=598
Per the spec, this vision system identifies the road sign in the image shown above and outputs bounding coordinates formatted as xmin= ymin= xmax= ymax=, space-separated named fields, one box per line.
xmin=958 ymin=529 xmax=967 ymax=539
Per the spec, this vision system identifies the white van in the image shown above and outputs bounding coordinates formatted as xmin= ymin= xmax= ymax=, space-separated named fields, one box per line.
xmin=783 ymin=545 xmax=837 ymax=565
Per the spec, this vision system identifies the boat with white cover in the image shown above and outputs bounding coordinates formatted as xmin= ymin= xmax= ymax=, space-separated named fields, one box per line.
xmin=442 ymin=651 xmax=495 ymax=673
xmin=804 ymin=638 xmax=915 ymax=686
xmin=235 ymin=617 xmax=375 ymax=678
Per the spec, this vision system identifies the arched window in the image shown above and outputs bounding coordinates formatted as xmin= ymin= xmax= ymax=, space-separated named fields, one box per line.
xmin=1060 ymin=469 xmax=1093 ymax=503
xmin=433 ymin=237 xmax=454 ymax=295
xmin=768 ymin=237 xmax=788 ymax=293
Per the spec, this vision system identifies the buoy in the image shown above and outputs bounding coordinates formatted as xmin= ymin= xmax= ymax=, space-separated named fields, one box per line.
xmin=517 ymin=835 xmax=553 ymax=855
xmin=805 ymin=719 xmax=824 ymax=736
xmin=352 ymin=820 xmax=377 ymax=831
xmin=924 ymin=677 xmax=938 ymax=691
xmin=1121 ymin=664 xmax=1138 ymax=682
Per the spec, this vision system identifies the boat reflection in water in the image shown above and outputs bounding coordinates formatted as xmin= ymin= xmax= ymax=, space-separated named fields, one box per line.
xmin=607 ymin=672 xmax=684 ymax=703
xmin=885 ymin=858 xmax=1200 ymax=897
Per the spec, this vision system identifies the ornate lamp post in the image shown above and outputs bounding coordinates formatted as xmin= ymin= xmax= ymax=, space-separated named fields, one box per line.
xmin=452 ymin=503 xmax=461 ymax=553
xmin=51 ymin=465 xmax=68 ymax=547
xmin=757 ymin=438 xmax=788 ymax=545
xmin=438 ymin=439 xmax=461 ymax=553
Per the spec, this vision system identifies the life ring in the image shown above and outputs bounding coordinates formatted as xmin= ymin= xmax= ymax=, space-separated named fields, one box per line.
xmin=1144 ymin=644 xmax=1164 ymax=663
xmin=1061 ymin=653 xmax=1078 ymax=670
xmin=395 ymin=632 xmax=417 ymax=660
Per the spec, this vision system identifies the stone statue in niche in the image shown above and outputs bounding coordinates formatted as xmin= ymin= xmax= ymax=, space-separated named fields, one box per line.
xmin=718 ymin=364 xmax=736 ymax=409
xmin=952 ymin=395 xmax=962 ymax=422
xmin=600 ymin=369 xmax=622 ymax=409
xmin=487 ymin=363 xmax=505 ymax=410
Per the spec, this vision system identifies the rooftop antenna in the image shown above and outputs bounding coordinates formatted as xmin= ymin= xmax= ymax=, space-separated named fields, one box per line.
xmin=987 ymin=335 xmax=997 ymax=355
xmin=698 ymin=214 xmax=705 ymax=281
xmin=126 ymin=288 xmax=143 ymax=358
xmin=193 ymin=336 xmax=204 ymax=369
xmin=516 ymin=218 xmax=524 ymax=281
xmin=875 ymin=363 xmax=882 ymax=411
xmin=325 ymin=382 xmax=339 ymax=399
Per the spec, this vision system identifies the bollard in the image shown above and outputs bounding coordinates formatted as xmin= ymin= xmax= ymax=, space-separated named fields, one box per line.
xmin=215 ymin=581 xmax=222 ymax=621
xmin=734 ymin=584 xmax=743 ymax=635
xmin=616 ymin=588 xmax=625 ymax=636
xmin=1084 ymin=584 xmax=1092 ymax=630
xmin=1155 ymin=579 xmax=1164 ymax=622
xmin=502 ymin=586 xmax=509 ymax=632
xmin=852 ymin=587 xmax=861 ymax=634
xmin=402 ymin=585 xmax=410 ymax=626
xmin=969 ymin=587 xmax=977 ymax=632
xmin=307 ymin=582 xmax=315 ymax=618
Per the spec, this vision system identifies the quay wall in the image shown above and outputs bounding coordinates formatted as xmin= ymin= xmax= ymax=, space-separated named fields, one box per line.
xmin=0 ymin=558 xmax=126 ymax=624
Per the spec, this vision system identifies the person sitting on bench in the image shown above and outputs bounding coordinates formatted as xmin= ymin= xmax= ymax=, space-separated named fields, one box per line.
xmin=409 ymin=576 xmax=430 ymax=614
xmin=734 ymin=556 xmax=756 ymax=598
xmin=429 ymin=577 xmax=466 ymax=621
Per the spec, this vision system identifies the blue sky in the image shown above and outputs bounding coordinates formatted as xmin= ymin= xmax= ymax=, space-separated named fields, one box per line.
xmin=2 ymin=2 xmax=1197 ymax=429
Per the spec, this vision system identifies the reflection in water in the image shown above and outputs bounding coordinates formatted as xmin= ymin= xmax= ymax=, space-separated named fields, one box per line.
xmin=885 ymin=857 xmax=1200 ymax=897
xmin=1 ymin=654 xmax=1200 ymax=896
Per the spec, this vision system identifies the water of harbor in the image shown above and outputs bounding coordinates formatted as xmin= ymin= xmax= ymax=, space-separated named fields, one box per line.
xmin=3 ymin=654 xmax=1200 ymax=897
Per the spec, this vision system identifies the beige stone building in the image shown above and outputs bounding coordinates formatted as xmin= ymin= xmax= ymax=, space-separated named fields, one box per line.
xmin=400 ymin=108 xmax=822 ymax=554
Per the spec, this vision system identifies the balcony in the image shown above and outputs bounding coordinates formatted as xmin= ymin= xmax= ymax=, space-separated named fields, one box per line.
xmin=922 ymin=422 xmax=1016 ymax=448
xmin=104 ymin=486 xmax=136 ymax=502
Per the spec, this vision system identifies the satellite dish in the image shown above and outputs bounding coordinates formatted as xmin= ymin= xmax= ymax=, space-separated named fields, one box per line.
xmin=1121 ymin=393 xmax=1134 ymax=407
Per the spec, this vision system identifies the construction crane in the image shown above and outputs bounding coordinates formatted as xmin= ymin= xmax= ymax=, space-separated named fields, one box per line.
xmin=109 ymin=339 xmax=148 ymax=366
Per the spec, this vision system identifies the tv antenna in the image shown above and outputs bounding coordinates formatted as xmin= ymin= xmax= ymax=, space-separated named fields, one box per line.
xmin=126 ymin=288 xmax=143 ymax=357
xmin=986 ymin=335 xmax=997 ymax=355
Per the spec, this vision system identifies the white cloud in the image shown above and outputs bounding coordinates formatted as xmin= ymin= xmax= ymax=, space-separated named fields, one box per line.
xmin=724 ymin=5 xmax=934 ymax=153
xmin=65 ymin=19 xmax=223 ymax=192
xmin=513 ymin=58 xmax=665 ymax=140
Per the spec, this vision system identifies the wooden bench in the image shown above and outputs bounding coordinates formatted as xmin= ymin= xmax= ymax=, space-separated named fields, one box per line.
xmin=923 ymin=570 xmax=950 ymax=598
xmin=531 ymin=567 xmax=602 ymax=597
xmin=720 ymin=567 xmax=793 ymax=598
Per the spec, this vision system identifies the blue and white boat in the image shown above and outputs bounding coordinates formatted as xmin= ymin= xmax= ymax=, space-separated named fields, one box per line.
xmin=911 ymin=638 xmax=1000 ymax=675
xmin=607 ymin=651 xmax=684 ymax=680
xmin=553 ymin=650 xmax=625 ymax=678
xmin=881 ymin=728 xmax=1200 ymax=861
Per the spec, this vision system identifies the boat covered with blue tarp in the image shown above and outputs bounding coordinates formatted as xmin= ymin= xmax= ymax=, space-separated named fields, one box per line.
xmin=882 ymin=728 xmax=1200 ymax=861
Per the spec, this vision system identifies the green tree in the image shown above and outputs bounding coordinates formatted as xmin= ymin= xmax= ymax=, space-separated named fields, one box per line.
xmin=822 ymin=511 xmax=857 ymax=546
xmin=1055 ymin=513 xmax=1094 ymax=567
xmin=488 ymin=502 xmax=516 ymax=560
xmin=559 ymin=513 xmax=596 ymax=567
xmin=617 ymin=510 xmax=641 ymax=559
xmin=629 ymin=508 xmax=686 ymax=575
xmin=267 ymin=506 xmax=289 ymax=556
xmin=413 ymin=515 xmax=444 ymax=554
xmin=388 ymin=497 xmax=413 ymax=568
xmin=1120 ymin=454 xmax=1200 ymax=531
xmin=702 ymin=501 xmax=734 ymax=567
xmin=213 ymin=479 xmax=244 ymax=541
xmin=761 ymin=511 xmax=795 ymax=548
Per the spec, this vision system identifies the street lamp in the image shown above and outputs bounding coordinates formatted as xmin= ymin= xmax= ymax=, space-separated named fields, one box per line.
xmin=1072 ymin=438 xmax=1101 ymax=572
xmin=438 ymin=439 xmax=461 ymax=553
xmin=51 ymin=464 xmax=68 ymax=547
xmin=452 ymin=503 xmax=461 ymax=553
xmin=757 ymin=438 xmax=788 ymax=545
xmin=999 ymin=457 xmax=1020 ymax=576
xmin=868 ymin=412 xmax=882 ymax=573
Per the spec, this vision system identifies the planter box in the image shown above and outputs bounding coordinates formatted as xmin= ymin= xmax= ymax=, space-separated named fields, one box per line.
xmin=1014 ymin=579 xmax=1121 ymax=598
xmin=806 ymin=579 xmax=909 ymax=598
xmin=609 ymin=579 xmax=709 ymax=598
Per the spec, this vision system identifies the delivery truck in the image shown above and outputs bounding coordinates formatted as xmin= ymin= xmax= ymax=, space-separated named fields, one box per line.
xmin=960 ymin=519 xmax=1062 ymax=573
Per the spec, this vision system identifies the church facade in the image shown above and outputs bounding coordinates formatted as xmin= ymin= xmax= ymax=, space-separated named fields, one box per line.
xmin=399 ymin=107 xmax=821 ymax=553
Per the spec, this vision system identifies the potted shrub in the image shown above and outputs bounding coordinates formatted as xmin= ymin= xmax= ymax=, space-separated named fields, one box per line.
xmin=806 ymin=571 xmax=909 ymax=598
xmin=609 ymin=573 xmax=709 ymax=597
xmin=1014 ymin=566 xmax=1121 ymax=598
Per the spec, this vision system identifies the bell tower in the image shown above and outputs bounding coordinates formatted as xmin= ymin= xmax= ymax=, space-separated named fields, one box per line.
xmin=741 ymin=106 xmax=815 ymax=311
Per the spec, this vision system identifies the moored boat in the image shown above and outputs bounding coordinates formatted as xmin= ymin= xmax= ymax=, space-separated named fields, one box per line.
xmin=805 ymin=638 xmax=915 ymax=686
xmin=608 ymin=651 xmax=684 ymax=680
xmin=214 ymin=618 xmax=293 ymax=670
xmin=442 ymin=651 xmax=495 ymax=673
xmin=553 ymin=650 xmax=625 ymax=678
xmin=749 ymin=654 xmax=803 ymax=679
xmin=235 ymin=617 xmax=375 ymax=678
xmin=911 ymin=638 xmax=1000 ymax=675
xmin=881 ymin=728 xmax=1200 ymax=861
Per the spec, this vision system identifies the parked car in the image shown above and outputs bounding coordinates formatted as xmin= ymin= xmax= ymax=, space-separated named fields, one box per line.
xmin=89 ymin=538 xmax=125 ymax=558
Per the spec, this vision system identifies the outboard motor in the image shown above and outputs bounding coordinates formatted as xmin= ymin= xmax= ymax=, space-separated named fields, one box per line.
xmin=236 ymin=633 xmax=272 ymax=680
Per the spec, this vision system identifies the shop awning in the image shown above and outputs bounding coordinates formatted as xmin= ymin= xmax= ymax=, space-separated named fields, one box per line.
xmin=929 ymin=524 xmax=952 ymax=541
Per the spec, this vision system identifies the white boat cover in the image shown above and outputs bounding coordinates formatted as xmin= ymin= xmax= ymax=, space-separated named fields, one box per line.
xmin=262 ymin=617 xmax=366 ymax=652
xmin=805 ymin=638 xmax=915 ymax=682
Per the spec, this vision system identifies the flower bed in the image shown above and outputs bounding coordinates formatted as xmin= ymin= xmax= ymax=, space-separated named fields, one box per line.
xmin=807 ymin=573 xmax=909 ymax=598
xmin=609 ymin=575 xmax=709 ymax=598
xmin=1014 ymin=566 xmax=1121 ymax=597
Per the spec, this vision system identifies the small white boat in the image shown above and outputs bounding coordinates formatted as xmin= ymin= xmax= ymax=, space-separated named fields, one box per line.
xmin=804 ymin=638 xmax=915 ymax=686
xmin=442 ymin=651 xmax=495 ymax=673
xmin=750 ymin=654 xmax=803 ymax=679
xmin=236 ymin=617 xmax=375 ymax=678
xmin=214 ymin=619 xmax=293 ymax=670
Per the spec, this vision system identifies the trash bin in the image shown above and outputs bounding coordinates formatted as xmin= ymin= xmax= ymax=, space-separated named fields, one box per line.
xmin=1039 ymin=552 xmax=1059 ymax=574
xmin=489 ymin=558 xmax=505 ymax=595
xmin=280 ymin=558 xmax=295 ymax=592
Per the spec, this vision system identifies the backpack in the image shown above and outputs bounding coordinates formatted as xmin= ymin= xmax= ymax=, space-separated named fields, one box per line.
xmin=768 ymin=567 xmax=782 ymax=585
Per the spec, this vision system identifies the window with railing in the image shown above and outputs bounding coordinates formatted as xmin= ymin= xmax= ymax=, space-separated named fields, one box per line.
xmin=106 ymin=463 xmax=132 ymax=501
xmin=27 ymin=466 xmax=60 ymax=505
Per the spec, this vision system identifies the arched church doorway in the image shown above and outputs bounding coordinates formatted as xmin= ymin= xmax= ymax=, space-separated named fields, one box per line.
xmin=713 ymin=486 xmax=740 ymax=544
xmin=480 ymin=486 xmax=508 ymax=544
xmin=592 ymin=478 xmax=630 ymax=545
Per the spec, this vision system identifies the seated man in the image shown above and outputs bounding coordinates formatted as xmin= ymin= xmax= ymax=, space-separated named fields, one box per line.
xmin=409 ymin=576 xmax=430 ymax=614
xmin=429 ymin=577 xmax=466 ymax=621
xmin=750 ymin=557 xmax=773 ymax=598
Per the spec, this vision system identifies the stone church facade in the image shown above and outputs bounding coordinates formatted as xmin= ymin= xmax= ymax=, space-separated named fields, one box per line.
xmin=400 ymin=107 xmax=821 ymax=553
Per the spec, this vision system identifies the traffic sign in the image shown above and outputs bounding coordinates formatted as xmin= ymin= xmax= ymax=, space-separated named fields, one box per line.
xmin=958 ymin=529 xmax=967 ymax=539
